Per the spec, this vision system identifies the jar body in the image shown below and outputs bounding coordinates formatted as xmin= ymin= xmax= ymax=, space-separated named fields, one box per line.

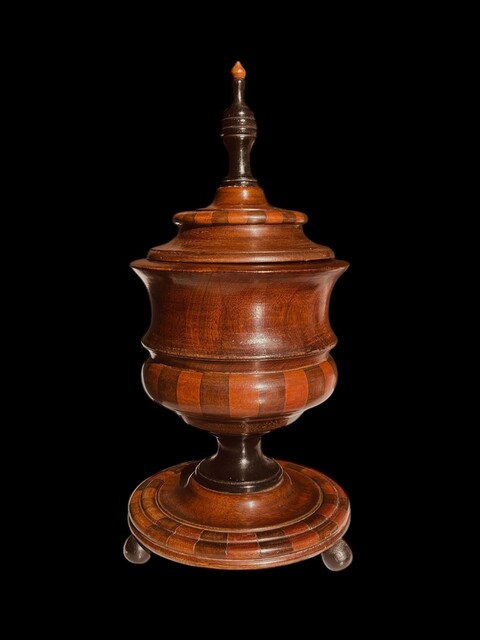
xmin=135 ymin=262 xmax=346 ymax=435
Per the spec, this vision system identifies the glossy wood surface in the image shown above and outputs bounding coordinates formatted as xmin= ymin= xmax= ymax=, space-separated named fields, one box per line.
xmin=125 ymin=62 xmax=352 ymax=570
xmin=143 ymin=186 xmax=337 ymax=263
xmin=128 ymin=461 xmax=350 ymax=570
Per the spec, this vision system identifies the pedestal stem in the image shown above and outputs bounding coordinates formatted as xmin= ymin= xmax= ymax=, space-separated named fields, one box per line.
xmin=195 ymin=434 xmax=282 ymax=493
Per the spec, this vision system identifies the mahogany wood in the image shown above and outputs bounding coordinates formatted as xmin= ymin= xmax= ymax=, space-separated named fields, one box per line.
xmin=124 ymin=62 xmax=352 ymax=570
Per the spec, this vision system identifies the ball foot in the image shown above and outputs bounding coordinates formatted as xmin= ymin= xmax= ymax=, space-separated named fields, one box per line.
xmin=321 ymin=539 xmax=352 ymax=571
xmin=123 ymin=534 xmax=151 ymax=564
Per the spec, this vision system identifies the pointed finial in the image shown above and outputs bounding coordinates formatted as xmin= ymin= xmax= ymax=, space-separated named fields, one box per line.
xmin=231 ymin=61 xmax=246 ymax=79
xmin=221 ymin=62 xmax=258 ymax=186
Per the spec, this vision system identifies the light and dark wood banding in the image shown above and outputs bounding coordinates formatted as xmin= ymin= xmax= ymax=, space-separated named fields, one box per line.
xmin=142 ymin=356 xmax=337 ymax=428
xmin=127 ymin=461 xmax=350 ymax=570
xmin=125 ymin=62 xmax=352 ymax=570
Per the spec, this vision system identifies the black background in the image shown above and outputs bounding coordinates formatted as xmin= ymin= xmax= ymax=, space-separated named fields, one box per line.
xmin=61 ymin=28 xmax=427 ymax=614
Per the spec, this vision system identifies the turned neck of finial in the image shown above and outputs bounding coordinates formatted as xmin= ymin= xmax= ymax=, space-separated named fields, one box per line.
xmin=234 ymin=77 xmax=246 ymax=105
xmin=221 ymin=72 xmax=258 ymax=187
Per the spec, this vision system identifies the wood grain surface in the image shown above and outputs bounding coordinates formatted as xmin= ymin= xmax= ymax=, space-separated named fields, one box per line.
xmin=125 ymin=62 xmax=351 ymax=570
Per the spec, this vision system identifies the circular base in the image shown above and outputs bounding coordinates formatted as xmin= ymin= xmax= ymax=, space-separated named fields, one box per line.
xmin=127 ymin=460 xmax=351 ymax=570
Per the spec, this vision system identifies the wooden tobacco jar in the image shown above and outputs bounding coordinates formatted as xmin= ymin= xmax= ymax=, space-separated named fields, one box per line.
xmin=124 ymin=62 xmax=352 ymax=571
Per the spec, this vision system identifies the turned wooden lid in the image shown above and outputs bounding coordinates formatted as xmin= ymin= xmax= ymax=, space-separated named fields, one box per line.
xmin=145 ymin=62 xmax=335 ymax=264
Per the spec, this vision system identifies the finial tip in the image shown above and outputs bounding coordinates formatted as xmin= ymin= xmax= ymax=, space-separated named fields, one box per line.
xmin=231 ymin=61 xmax=246 ymax=79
